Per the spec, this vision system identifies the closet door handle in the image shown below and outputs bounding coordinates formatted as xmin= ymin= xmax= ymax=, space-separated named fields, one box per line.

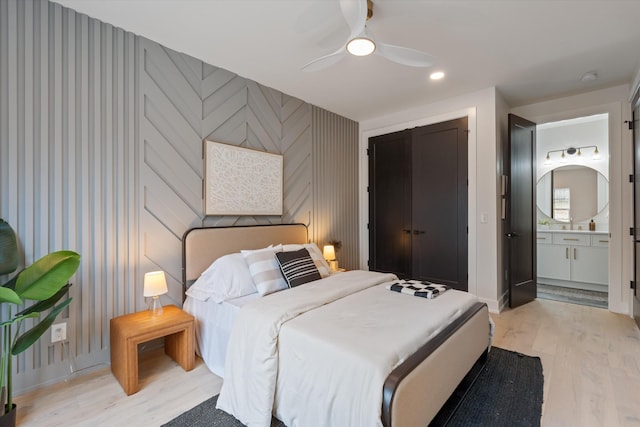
xmin=574 ymin=248 xmax=577 ymax=260
xmin=565 ymin=247 xmax=569 ymax=259
xmin=413 ymin=230 xmax=425 ymax=235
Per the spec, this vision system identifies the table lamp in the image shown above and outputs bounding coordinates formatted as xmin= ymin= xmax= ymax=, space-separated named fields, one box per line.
xmin=144 ymin=271 xmax=168 ymax=315
xmin=323 ymin=245 xmax=338 ymax=271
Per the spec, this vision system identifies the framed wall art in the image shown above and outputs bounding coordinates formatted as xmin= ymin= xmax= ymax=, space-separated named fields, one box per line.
xmin=204 ymin=141 xmax=283 ymax=216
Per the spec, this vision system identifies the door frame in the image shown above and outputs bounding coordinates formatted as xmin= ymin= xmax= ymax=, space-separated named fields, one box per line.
xmin=358 ymin=107 xmax=479 ymax=298
xmin=511 ymin=100 xmax=629 ymax=314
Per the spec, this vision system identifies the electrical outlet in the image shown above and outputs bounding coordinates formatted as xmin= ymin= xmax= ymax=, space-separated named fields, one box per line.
xmin=51 ymin=322 xmax=66 ymax=343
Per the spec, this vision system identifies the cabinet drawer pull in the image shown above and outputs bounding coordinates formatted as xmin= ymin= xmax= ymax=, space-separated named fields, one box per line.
xmin=565 ymin=247 xmax=569 ymax=259
xmin=536 ymin=237 xmax=546 ymax=240
xmin=599 ymin=240 xmax=609 ymax=243
xmin=563 ymin=238 xmax=579 ymax=241
xmin=574 ymin=248 xmax=577 ymax=260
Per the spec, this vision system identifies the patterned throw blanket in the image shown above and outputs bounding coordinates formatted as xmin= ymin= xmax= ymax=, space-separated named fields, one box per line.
xmin=386 ymin=279 xmax=450 ymax=299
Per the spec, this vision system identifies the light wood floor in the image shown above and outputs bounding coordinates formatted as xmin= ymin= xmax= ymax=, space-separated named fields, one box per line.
xmin=14 ymin=298 xmax=640 ymax=427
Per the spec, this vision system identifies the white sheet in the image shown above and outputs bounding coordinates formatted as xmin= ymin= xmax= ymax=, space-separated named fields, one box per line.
xmin=217 ymin=270 xmax=480 ymax=427
xmin=183 ymin=292 xmax=260 ymax=377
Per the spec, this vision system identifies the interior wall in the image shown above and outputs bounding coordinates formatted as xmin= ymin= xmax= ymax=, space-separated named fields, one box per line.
xmin=139 ymin=36 xmax=316 ymax=305
xmin=359 ymin=87 xmax=499 ymax=311
xmin=311 ymin=107 xmax=359 ymax=270
xmin=0 ymin=0 xmax=359 ymax=394
xmin=510 ymin=84 xmax=632 ymax=315
xmin=1 ymin=0 xmax=136 ymax=393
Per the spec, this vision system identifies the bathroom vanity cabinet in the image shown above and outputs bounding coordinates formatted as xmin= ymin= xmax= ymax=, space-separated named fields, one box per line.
xmin=537 ymin=230 xmax=609 ymax=292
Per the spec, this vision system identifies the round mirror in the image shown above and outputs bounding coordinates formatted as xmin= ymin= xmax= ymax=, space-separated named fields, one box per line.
xmin=537 ymin=165 xmax=608 ymax=222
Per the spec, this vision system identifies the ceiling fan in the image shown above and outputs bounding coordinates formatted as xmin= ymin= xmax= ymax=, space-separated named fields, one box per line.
xmin=302 ymin=0 xmax=435 ymax=72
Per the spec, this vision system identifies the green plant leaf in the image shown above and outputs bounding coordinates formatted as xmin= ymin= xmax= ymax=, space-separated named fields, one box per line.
xmin=0 ymin=219 xmax=19 ymax=276
xmin=15 ymin=251 xmax=80 ymax=300
xmin=1 ymin=271 xmax=21 ymax=290
xmin=12 ymin=297 xmax=72 ymax=355
xmin=17 ymin=283 xmax=71 ymax=316
xmin=0 ymin=287 xmax=22 ymax=305
xmin=12 ymin=312 xmax=40 ymax=322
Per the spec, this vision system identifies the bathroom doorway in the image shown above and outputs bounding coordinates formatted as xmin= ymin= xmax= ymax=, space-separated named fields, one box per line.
xmin=535 ymin=113 xmax=609 ymax=308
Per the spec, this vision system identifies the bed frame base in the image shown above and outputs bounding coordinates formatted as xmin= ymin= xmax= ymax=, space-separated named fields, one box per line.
xmin=427 ymin=347 xmax=489 ymax=425
xmin=382 ymin=302 xmax=490 ymax=427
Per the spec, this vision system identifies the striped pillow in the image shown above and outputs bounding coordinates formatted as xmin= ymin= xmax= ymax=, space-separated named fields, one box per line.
xmin=282 ymin=243 xmax=331 ymax=277
xmin=275 ymin=248 xmax=321 ymax=288
xmin=241 ymin=246 xmax=287 ymax=296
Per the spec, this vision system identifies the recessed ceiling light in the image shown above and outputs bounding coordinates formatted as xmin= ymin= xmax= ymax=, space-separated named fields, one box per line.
xmin=430 ymin=71 xmax=445 ymax=80
xmin=346 ymin=37 xmax=376 ymax=56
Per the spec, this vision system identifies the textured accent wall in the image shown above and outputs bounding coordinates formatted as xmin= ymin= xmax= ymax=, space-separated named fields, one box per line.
xmin=312 ymin=107 xmax=359 ymax=269
xmin=0 ymin=0 xmax=138 ymax=390
xmin=139 ymin=39 xmax=313 ymax=306
xmin=0 ymin=0 xmax=353 ymax=394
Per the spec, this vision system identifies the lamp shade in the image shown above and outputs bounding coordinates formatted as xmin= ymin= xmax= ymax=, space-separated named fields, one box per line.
xmin=143 ymin=271 xmax=168 ymax=297
xmin=323 ymin=245 xmax=336 ymax=261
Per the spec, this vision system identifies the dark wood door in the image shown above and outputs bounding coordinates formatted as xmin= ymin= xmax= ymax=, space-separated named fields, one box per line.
xmin=411 ymin=118 xmax=468 ymax=290
xmin=368 ymin=118 xmax=468 ymax=290
xmin=368 ymin=130 xmax=412 ymax=275
xmin=506 ymin=114 xmax=537 ymax=308
xmin=632 ymin=94 xmax=640 ymax=327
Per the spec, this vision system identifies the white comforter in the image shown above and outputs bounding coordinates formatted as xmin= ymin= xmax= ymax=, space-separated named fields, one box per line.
xmin=216 ymin=270 xmax=479 ymax=427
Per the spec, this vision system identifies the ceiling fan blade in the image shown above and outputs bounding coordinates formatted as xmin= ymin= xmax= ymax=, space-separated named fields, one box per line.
xmin=376 ymin=42 xmax=435 ymax=68
xmin=340 ymin=0 xmax=367 ymax=40
xmin=302 ymin=48 xmax=346 ymax=72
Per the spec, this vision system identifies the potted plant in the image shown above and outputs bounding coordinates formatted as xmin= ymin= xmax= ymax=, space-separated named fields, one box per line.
xmin=538 ymin=218 xmax=551 ymax=230
xmin=0 ymin=219 xmax=80 ymax=426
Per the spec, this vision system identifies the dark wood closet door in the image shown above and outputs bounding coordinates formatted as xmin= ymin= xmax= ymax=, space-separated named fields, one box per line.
xmin=368 ymin=130 xmax=412 ymax=276
xmin=368 ymin=118 xmax=468 ymax=290
xmin=411 ymin=118 xmax=468 ymax=290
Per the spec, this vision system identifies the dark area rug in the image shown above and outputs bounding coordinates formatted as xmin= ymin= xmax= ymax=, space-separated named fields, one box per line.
xmin=429 ymin=347 xmax=543 ymax=426
xmin=162 ymin=347 xmax=543 ymax=427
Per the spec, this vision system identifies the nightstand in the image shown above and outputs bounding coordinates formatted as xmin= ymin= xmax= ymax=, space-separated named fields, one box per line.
xmin=110 ymin=305 xmax=195 ymax=395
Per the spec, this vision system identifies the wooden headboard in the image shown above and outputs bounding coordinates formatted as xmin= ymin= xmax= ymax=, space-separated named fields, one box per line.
xmin=181 ymin=223 xmax=308 ymax=291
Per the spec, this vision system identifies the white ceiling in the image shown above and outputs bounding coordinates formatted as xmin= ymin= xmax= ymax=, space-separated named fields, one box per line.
xmin=53 ymin=0 xmax=640 ymax=122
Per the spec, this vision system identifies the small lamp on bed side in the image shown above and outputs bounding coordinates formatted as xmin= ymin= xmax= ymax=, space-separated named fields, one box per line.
xmin=323 ymin=245 xmax=338 ymax=271
xmin=144 ymin=271 xmax=168 ymax=315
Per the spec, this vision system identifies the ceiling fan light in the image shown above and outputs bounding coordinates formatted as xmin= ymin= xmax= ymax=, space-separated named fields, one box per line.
xmin=346 ymin=37 xmax=376 ymax=56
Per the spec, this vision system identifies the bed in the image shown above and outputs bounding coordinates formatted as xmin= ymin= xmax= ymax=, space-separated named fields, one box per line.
xmin=182 ymin=223 xmax=490 ymax=427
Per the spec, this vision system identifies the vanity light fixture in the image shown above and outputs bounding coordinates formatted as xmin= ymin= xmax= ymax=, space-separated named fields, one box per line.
xmin=544 ymin=145 xmax=600 ymax=165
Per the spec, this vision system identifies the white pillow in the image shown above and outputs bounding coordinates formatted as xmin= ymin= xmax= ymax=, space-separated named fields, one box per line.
xmin=186 ymin=253 xmax=256 ymax=302
xmin=282 ymin=243 xmax=331 ymax=278
xmin=242 ymin=245 xmax=288 ymax=296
